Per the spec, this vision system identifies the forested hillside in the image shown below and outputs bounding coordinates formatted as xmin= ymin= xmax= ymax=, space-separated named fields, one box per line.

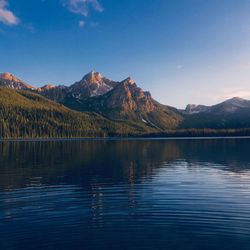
xmin=0 ymin=88 xmax=154 ymax=138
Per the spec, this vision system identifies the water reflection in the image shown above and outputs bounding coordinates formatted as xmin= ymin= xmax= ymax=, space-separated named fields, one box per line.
xmin=0 ymin=138 xmax=250 ymax=250
xmin=0 ymin=139 xmax=250 ymax=191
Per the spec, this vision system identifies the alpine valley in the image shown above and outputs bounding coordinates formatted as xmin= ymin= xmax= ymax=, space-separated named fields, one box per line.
xmin=1 ymin=71 xmax=250 ymax=138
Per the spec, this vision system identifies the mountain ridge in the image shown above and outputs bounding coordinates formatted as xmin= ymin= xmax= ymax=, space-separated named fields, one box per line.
xmin=2 ymin=71 xmax=248 ymax=111
xmin=183 ymin=97 xmax=250 ymax=115
xmin=1 ymin=71 xmax=250 ymax=136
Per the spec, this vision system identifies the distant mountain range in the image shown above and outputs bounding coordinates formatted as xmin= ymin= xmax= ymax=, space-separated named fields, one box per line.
xmin=180 ymin=97 xmax=250 ymax=129
xmin=1 ymin=71 xmax=250 ymax=138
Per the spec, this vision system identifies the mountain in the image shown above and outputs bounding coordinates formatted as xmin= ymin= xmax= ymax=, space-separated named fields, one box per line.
xmin=63 ymin=76 xmax=183 ymax=130
xmin=37 ymin=84 xmax=68 ymax=102
xmin=35 ymin=71 xmax=182 ymax=130
xmin=211 ymin=97 xmax=250 ymax=114
xmin=0 ymin=87 xmax=156 ymax=138
xmin=184 ymin=97 xmax=250 ymax=115
xmin=2 ymin=70 xmax=250 ymax=138
xmin=0 ymin=72 xmax=34 ymax=90
xmin=184 ymin=104 xmax=210 ymax=114
xmin=181 ymin=97 xmax=250 ymax=129
xmin=68 ymin=71 xmax=118 ymax=99
xmin=37 ymin=71 xmax=118 ymax=102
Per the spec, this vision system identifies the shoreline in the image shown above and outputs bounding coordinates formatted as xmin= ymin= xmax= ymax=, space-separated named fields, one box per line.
xmin=1 ymin=136 xmax=250 ymax=142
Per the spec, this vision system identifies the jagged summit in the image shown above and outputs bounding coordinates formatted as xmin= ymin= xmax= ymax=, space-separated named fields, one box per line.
xmin=37 ymin=84 xmax=56 ymax=92
xmin=185 ymin=104 xmax=209 ymax=114
xmin=81 ymin=70 xmax=103 ymax=84
xmin=69 ymin=71 xmax=118 ymax=98
xmin=0 ymin=72 xmax=20 ymax=82
xmin=122 ymin=77 xmax=135 ymax=85
xmin=0 ymin=72 xmax=34 ymax=90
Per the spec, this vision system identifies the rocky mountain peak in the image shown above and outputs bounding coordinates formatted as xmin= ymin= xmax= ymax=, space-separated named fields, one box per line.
xmin=184 ymin=104 xmax=210 ymax=114
xmin=69 ymin=71 xmax=118 ymax=98
xmin=213 ymin=96 xmax=250 ymax=113
xmin=0 ymin=72 xmax=20 ymax=82
xmin=37 ymin=84 xmax=56 ymax=92
xmin=0 ymin=72 xmax=34 ymax=90
xmin=185 ymin=104 xmax=197 ymax=112
xmin=224 ymin=97 xmax=245 ymax=105
xmin=230 ymin=97 xmax=243 ymax=101
xmin=123 ymin=77 xmax=135 ymax=85
xmin=82 ymin=71 xmax=103 ymax=84
xmin=105 ymin=78 xmax=155 ymax=113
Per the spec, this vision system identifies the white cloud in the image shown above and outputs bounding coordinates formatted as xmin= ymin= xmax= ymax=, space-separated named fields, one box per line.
xmin=79 ymin=20 xmax=85 ymax=27
xmin=0 ymin=0 xmax=19 ymax=25
xmin=67 ymin=0 xmax=103 ymax=17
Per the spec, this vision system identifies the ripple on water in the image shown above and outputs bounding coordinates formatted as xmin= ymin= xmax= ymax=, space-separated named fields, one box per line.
xmin=1 ymin=139 xmax=250 ymax=250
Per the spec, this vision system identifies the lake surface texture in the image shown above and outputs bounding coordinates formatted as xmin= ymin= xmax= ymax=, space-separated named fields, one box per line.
xmin=0 ymin=138 xmax=250 ymax=250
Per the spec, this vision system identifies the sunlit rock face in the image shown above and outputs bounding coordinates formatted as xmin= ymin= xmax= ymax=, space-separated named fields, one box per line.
xmin=106 ymin=77 xmax=155 ymax=113
xmin=69 ymin=71 xmax=119 ymax=99
xmin=0 ymin=72 xmax=18 ymax=82
xmin=37 ymin=84 xmax=57 ymax=92
xmin=0 ymin=72 xmax=34 ymax=90
xmin=37 ymin=84 xmax=69 ymax=102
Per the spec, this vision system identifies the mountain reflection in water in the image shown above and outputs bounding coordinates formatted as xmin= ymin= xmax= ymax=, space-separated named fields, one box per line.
xmin=0 ymin=138 xmax=250 ymax=250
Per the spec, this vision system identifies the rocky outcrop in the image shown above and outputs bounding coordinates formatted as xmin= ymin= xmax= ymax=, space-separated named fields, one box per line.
xmin=0 ymin=72 xmax=34 ymax=90
xmin=105 ymin=77 xmax=155 ymax=113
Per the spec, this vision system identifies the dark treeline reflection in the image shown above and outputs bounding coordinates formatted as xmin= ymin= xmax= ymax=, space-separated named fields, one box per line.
xmin=0 ymin=138 xmax=250 ymax=190
xmin=1 ymin=139 xmax=250 ymax=250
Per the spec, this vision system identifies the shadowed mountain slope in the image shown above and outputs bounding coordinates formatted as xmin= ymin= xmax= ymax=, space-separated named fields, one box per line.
xmin=63 ymin=77 xmax=183 ymax=130
xmin=181 ymin=97 xmax=250 ymax=129
xmin=0 ymin=88 xmax=156 ymax=138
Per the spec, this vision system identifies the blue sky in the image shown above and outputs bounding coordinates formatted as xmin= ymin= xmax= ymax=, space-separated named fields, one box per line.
xmin=1 ymin=0 xmax=250 ymax=108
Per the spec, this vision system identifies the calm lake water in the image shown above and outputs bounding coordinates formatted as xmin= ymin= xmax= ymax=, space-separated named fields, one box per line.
xmin=1 ymin=138 xmax=250 ymax=250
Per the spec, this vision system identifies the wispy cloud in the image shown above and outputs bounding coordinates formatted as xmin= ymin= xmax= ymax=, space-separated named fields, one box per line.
xmin=0 ymin=0 xmax=19 ymax=25
xmin=66 ymin=0 xmax=103 ymax=17
xmin=214 ymin=87 xmax=250 ymax=101
xmin=79 ymin=20 xmax=85 ymax=27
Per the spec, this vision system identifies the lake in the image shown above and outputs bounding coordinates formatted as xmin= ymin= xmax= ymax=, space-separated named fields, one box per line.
xmin=0 ymin=138 xmax=250 ymax=250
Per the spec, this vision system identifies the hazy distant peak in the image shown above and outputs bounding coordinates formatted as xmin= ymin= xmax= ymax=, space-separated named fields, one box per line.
xmin=230 ymin=96 xmax=243 ymax=101
xmin=183 ymin=96 xmax=250 ymax=115
xmin=184 ymin=104 xmax=209 ymax=114
xmin=224 ymin=97 xmax=245 ymax=104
